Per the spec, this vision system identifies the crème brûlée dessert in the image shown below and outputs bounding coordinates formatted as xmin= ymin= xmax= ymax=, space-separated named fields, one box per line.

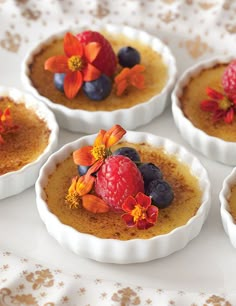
xmin=180 ymin=61 xmax=236 ymax=142
xmin=28 ymin=30 xmax=168 ymax=111
xmin=228 ymin=184 xmax=236 ymax=222
xmin=44 ymin=125 xmax=203 ymax=241
xmin=0 ymin=96 xmax=50 ymax=175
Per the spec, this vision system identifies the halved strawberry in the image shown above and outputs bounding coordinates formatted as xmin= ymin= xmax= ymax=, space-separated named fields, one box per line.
xmin=76 ymin=30 xmax=117 ymax=77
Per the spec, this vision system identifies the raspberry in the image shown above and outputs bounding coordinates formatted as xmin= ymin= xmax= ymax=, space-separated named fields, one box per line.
xmin=76 ymin=30 xmax=117 ymax=77
xmin=95 ymin=155 xmax=144 ymax=212
xmin=222 ymin=60 xmax=236 ymax=100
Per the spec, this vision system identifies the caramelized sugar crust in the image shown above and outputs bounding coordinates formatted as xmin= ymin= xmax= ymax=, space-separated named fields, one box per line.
xmin=0 ymin=97 xmax=50 ymax=175
xmin=44 ymin=142 xmax=202 ymax=240
xmin=229 ymin=185 xmax=236 ymax=222
xmin=180 ymin=64 xmax=236 ymax=142
xmin=29 ymin=33 xmax=168 ymax=111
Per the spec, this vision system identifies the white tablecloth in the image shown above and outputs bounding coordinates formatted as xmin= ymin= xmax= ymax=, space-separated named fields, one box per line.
xmin=1 ymin=1 xmax=236 ymax=305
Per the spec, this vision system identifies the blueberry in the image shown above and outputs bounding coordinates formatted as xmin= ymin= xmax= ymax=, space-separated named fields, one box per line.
xmin=54 ymin=73 xmax=65 ymax=92
xmin=83 ymin=74 xmax=112 ymax=101
xmin=138 ymin=163 xmax=163 ymax=190
xmin=77 ymin=165 xmax=90 ymax=176
xmin=118 ymin=46 xmax=141 ymax=68
xmin=146 ymin=179 xmax=174 ymax=209
xmin=112 ymin=147 xmax=141 ymax=163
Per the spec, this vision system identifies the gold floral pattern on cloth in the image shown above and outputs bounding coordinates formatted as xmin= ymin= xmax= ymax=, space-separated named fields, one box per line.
xmin=0 ymin=0 xmax=235 ymax=65
xmin=179 ymin=35 xmax=213 ymax=58
xmin=0 ymin=31 xmax=21 ymax=53
xmin=0 ymin=250 xmax=235 ymax=305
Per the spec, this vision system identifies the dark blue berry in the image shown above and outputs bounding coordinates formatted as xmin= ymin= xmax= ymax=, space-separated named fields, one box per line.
xmin=138 ymin=163 xmax=163 ymax=190
xmin=83 ymin=74 xmax=112 ymax=101
xmin=118 ymin=46 xmax=141 ymax=68
xmin=54 ymin=73 xmax=65 ymax=92
xmin=77 ymin=165 xmax=90 ymax=176
xmin=146 ymin=179 xmax=174 ymax=209
xmin=112 ymin=147 xmax=141 ymax=163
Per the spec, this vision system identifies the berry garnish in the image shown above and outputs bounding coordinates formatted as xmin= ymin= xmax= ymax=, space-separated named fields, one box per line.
xmin=112 ymin=146 xmax=141 ymax=163
xmin=146 ymin=179 xmax=174 ymax=209
xmin=138 ymin=163 xmax=163 ymax=190
xmin=76 ymin=30 xmax=117 ymax=77
xmin=222 ymin=60 xmax=236 ymax=100
xmin=95 ymin=155 xmax=144 ymax=212
xmin=118 ymin=46 xmax=141 ymax=68
xmin=83 ymin=74 xmax=112 ymax=101
xmin=77 ymin=165 xmax=90 ymax=176
xmin=54 ymin=73 xmax=65 ymax=92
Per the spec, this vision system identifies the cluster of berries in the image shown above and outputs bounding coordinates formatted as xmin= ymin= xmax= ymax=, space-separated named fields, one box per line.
xmin=53 ymin=30 xmax=141 ymax=101
xmin=78 ymin=146 xmax=174 ymax=212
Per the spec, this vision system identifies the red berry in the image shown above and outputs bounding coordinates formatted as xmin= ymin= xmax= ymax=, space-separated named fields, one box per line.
xmin=95 ymin=155 xmax=144 ymax=212
xmin=222 ymin=60 xmax=236 ymax=100
xmin=76 ymin=30 xmax=117 ymax=77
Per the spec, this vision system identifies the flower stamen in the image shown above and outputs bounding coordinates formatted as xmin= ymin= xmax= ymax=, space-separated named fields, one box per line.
xmin=91 ymin=144 xmax=106 ymax=161
xmin=68 ymin=55 xmax=84 ymax=72
xmin=218 ymin=97 xmax=231 ymax=111
xmin=131 ymin=204 xmax=146 ymax=222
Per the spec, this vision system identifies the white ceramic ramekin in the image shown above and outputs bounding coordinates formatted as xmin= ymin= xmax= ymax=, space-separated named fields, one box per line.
xmin=220 ymin=167 xmax=236 ymax=248
xmin=21 ymin=24 xmax=177 ymax=133
xmin=35 ymin=130 xmax=211 ymax=264
xmin=0 ymin=86 xmax=59 ymax=199
xmin=172 ymin=55 xmax=236 ymax=166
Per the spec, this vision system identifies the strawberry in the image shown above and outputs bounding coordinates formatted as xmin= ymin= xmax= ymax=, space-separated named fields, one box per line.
xmin=222 ymin=60 xmax=236 ymax=100
xmin=95 ymin=155 xmax=144 ymax=212
xmin=76 ymin=30 xmax=117 ymax=77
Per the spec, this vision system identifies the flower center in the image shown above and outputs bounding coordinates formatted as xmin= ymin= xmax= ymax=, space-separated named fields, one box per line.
xmin=219 ymin=97 xmax=231 ymax=110
xmin=65 ymin=192 xmax=82 ymax=209
xmin=68 ymin=55 xmax=84 ymax=72
xmin=91 ymin=144 xmax=106 ymax=160
xmin=131 ymin=204 xmax=146 ymax=222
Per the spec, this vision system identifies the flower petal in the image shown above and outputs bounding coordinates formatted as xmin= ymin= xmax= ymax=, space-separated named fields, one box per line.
xmin=122 ymin=195 xmax=137 ymax=212
xmin=135 ymin=192 xmax=151 ymax=210
xmin=131 ymin=64 xmax=145 ymax=73
xmin=64 ymin=71 xmax=83 ymax=99
xmin=75 ymin=175 xmax=95 ymax=196
xmin=103 ymin=124 xmax=126 ymax=148
xmin=130 ymin=73 xmax=145 ymax=90
xmin=121 ymin=213 xmax=136 ymax=227
xmin=83 ymin=63 xmax=101 ymax=82
xmin=84 ymin=42 xmax=101 ymax=63
xmin=86 ymin=159 xmax=104 ymax=176
xmin=116 ymin=79 xmax=128 ymax=96
xmin=82 ymin=194 xmax=110 ymax=213
xmin=206 ymin=87 xmax=224 ymax=100
xmin=213 ymin=109 xmax=225 ymax=122
xmin=137 ymin=219 xmax=154 ymax=230
xmin=94 ymin=129 xmax=106 ymax=146
xmin=200 ymin=100 xmax=218 ymax=112
xmin=73 ymin=146 xmax=95 ymax=166
xmin=146 ymin=205 xmax=159 ymax=224
xmin=224 ymin=108 xmax=234 ymax=124
xmin=115 ymin=68 xmax=130 ymax=83
xmin=64 ymin=32 xmax=83 ymax=58
xmin=44 ymin=56 xmax=69 ymax=73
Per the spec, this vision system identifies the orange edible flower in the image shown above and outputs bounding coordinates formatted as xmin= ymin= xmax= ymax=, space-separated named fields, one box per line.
xmin=115 ymin=64 xmax=145 ymax=96
xmin=121 ymin=192 xmax=158 ymax=230
xmin=65 ymin=175 xmax=109 ymax=213
xmin=44 ymin=32 xmax=101 ymax=99
xmin=0 ymin=107 xmax=19 ymax=144
xmin=73 ymin=124 xmax=126 ymax=168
